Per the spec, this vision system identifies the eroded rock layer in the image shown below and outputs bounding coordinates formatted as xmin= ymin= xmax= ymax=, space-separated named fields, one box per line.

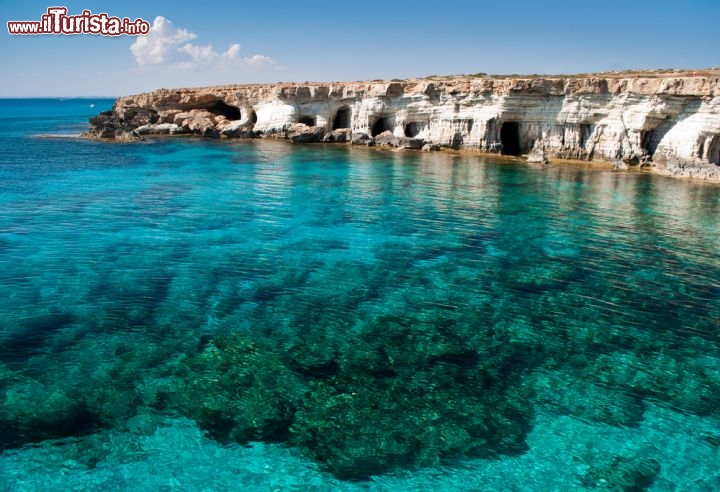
xmin=87 ymin=73 xmax=720 ymax=179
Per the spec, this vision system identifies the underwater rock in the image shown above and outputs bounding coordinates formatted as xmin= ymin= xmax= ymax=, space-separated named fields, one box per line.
xmin=0 ymin=370 xmax=99 ymax=449
xmin=0 ymin=311 xmax=74 ymax=366
xmin=580 ymin=454 xmax=661 ymax=491
xmin=591 ymin=352 xmax=720 ymax=419
xmin=286 ymin=337 xmax=340 ymax=379
xmin=289 ymin=316 xmax=533 ymax=479
xmin=172 ymin=333 xmax=304 ymax=443
xmin=530 ymin=370 xmax=646 ymax=427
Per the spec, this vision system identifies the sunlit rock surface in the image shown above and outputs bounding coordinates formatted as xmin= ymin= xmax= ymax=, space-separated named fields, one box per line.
xmin=87 ymin=70 xmax=720 ymax=179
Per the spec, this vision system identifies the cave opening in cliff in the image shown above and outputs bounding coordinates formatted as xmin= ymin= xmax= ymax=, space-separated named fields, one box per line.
xmin=500 ymin=122 xmax=522 ymax=155
xmin=404 ymin=122 xmax=424 ymax=138
xmin=580 ymin=124 xmax=591 ymax=146
xmin=207 ymin=101 xmax=241 ymax=120
xmin=332 ymin=107 xmax=351 ymax=130
xmin=641 ymin=121 xmax=676 ymax=160
xmin=298 ymin=116 xmax=316 ymax=126
xmin=708 ymin=136 xmax=720 ymax=165
xmin=244 ymin=108 xmax=258 ymax=124
xmin=641 ymin=130 xmax=659 ymax=156
xmin=371 ymin=116 xmax=393 ymax=137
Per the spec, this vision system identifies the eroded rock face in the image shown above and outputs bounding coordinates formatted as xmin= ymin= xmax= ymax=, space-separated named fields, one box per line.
xmin=85 ymin=72 xmax=720 ymax=179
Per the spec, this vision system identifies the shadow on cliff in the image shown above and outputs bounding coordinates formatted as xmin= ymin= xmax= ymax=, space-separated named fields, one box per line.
xmin=641 ymin=98 xmax=707 ymax=165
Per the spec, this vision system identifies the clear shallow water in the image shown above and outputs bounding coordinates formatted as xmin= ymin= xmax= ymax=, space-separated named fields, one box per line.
xmin=0 ymin=99 xmax=719 ymax=490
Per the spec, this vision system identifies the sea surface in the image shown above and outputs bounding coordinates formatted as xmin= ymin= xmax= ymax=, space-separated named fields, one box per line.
xmin=0 ymin=99 xmax=719 ymax=491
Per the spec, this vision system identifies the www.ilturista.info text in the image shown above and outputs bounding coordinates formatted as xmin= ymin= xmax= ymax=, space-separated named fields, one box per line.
xmin=7 ymin=7 xmax=150 ymax=36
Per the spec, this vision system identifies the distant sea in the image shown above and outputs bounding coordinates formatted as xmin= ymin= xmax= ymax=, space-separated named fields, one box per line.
xmin=0 ymin=98 xmax=719 ymax=491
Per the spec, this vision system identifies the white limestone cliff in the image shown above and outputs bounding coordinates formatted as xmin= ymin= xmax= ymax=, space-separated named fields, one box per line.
xmin=87 ymin=72 xmax=720 ymax=180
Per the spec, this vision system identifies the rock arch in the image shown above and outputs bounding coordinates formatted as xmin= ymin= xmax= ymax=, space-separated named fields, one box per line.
xmin=207 ymin=100 xmax=241 ymax=120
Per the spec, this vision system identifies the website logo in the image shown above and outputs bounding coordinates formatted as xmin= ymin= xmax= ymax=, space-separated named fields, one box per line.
xmin=7 ymin=7 xmax=150 ymax=36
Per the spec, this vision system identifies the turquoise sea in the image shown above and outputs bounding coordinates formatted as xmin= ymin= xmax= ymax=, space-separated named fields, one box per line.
xmin=0 ymin=98 xmax=719 ymax=491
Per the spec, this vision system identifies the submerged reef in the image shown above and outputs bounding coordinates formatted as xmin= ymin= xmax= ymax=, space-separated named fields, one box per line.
xmin=2 ymin=146 xmax=720 ymax=482
xmin=289 ymin=316 xmax=532 ymax=478
xmin=0 ymin=320 xmax=533 ymax=478
xmin=150 ymin=317 xmax=532 ymax=479
xmin=173 ymin=334 xmax=302 ymax=444
xmin=2 ymin=292 xmax=719 ymax=480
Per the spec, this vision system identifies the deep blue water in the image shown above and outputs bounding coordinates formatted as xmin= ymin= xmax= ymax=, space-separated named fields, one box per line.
xmin=0 ymin=99 xmax=719 ymax=490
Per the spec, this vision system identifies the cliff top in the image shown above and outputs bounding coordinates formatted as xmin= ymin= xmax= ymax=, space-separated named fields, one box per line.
xmin=432 ymin=67 xmax=720 ymax=79
xmin=124 ymin=68 xmax=720 ymax=104
xmin=149 ymin=67 xmax=720 ymax=89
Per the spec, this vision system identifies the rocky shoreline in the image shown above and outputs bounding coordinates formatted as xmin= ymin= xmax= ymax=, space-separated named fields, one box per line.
xmin=86 ymin=71 xmax=720 ymax=180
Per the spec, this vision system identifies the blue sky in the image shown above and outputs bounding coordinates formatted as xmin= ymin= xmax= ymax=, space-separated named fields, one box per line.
xmin=1 ymin=0 xmax=719 ymax=96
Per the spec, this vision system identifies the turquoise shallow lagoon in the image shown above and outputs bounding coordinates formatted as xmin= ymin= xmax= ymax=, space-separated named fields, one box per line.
xmin=0 ymin=99 xmax=719 ymax=490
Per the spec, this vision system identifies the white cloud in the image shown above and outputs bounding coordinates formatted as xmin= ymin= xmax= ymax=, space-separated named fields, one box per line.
xmin=223 ymin=43 xmax=241 ymax=60
xmin=130 ymin=16 xmax=273 ymax=70
xmin=129 ymin=17 xmax=195 ymax=66
xmin=245 ymin=54 xmax=273 ymax=65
